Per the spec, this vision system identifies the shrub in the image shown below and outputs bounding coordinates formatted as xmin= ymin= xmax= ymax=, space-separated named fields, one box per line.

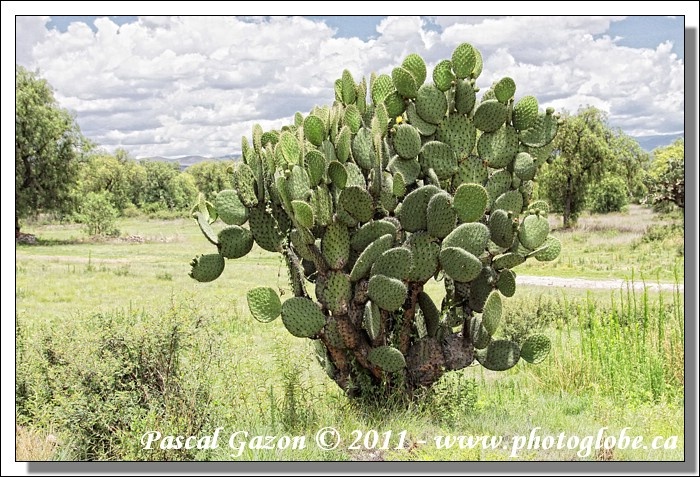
xmin=587 ymin=174 xmax=629 ymax=214
xmin=75 ymin=192 xmax=120 ymax=237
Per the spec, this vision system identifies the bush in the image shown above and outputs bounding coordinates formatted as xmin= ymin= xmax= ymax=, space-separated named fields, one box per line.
xmin=75 ymin=192 xmax=120 ymax=237
xmin=587 ymin=174 xmax=629 ymax=214
xmin=16 ymin=304 xmax=221 ymax=460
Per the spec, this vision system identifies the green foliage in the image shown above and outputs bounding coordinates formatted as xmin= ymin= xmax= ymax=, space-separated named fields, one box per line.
xmin=141 ymin=161 xmax=199 ymax=212
xmin=645 ymin=138 xmax=684 ymax=210
xmin=76 ymin=149 xmax=146 ymax=213
xmin=187 ymin=44 xmax=560 ymax=400
xmin=185 ymin=161 xmax=233 ymax=201
xmin=15 ymin=65 xmax=88 ymax=232
xmin=587 ymin=174 xmax=629 ymax=214
xmin=15 ymin=305 xmax=219 ymax=460
xmin=75 ymin=192 xmax=120 ymax=237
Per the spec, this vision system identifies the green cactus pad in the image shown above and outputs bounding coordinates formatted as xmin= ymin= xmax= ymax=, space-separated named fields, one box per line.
xmin=489 ymin=209 xmax=515 ymax=248
xmin=368 ymin=275 xmax=408 ymax=312
xmin=533 ymin=235 xmax=562 ymax=262
xmin=328 ymin=161 xmax=348 ymax=189
xmin=439 ymin=247 xmax=482 ymax=283
xmin=485 ymin=169 xmax=512 ymax=206
xmin=305 ymin=150 xmax=326 ymax=187
xmin=291 ymin=200 xmax=314 ymax=229
xmin=281 ymin=297 xmax=327 ymax=338
xmin=285 ymin=165 xmax=311 ymax=202
xmin=454 ymin=79 xmax=477 ymax=115
xmin=494 ymin=77 xmax=516 ymax=103
xmin=453 ymin=156 xmax=488 ymax=187
xmin=476 ymin=339 xmax=520 ymax=371
xmin=246 ymin=287 xmax=282 ymax=323
xmin=393 ymin=123 xmax=422 ymax=159
xmin=392 ymin=66 xmax=418 ymax=99
xmin=189 ymin=253 xmax=225 ymax=283
xmin=303 ymin=114 xmax=325 ymax=147
xmin=388 ymin=156 xmax=421 ymax=185
xmin=363 ymin=301 xmax=382 ymax=341
xmin=368 ymin=345 xmax=406 ymax=373
xmin=513 ymin=95 xmax=539 ymax=131
xmin=393 ymin=171 xmax=406 ymax=197
xmin=371 ymin=247 xmax=413 ymax=280
xmin=322 ymin=318 xmax=346 ymax=349
xmin=371 ymin=74 xmax=394 ymax=106
xmin=335 ymin=125 xmax=352 ymax=163
xmin=493 ymin=190 xmax=524 ymax=215
xmin=402 ymin=53 xmax=427 ymax=86
xmin=218 ymin=226 xmax=254 ymax=259
xmin=513 ymin=152 xmax=536 ymax=181
xmin=341 ymin=69 xmax=357 ymax=105
xmin=520 ymin=334 xmax=551 ymax=364
xmin=527 ymin=199 xmax=550 ymax=216
xmin=453 ymin=183 xmax=488 ymax=223
xmin=419 ymin=140 xmax=458 ymax=180
xmin=310 ymin=185 xmax=333 ymax=226
xmin=398 ymin=184 xmax=441 ymax=232
xmin=322 ymin=221 xmax=350 ymax=270
xmin=344 ymin=104 xmax=362 ymax=134
xmin=496 ymin=268 xmax=517 ymax=297
xmin=435 ymin=115 xmax=477 ymax=159
xmin=468 ymin=267 xmax=495 ymax=312
xmin=417 ymin=291 xmax=440 ymax=338
xmin=234 ymin=163 xmax=259 ymax=207
xmin=344 ymin=162 xmax=367 ymax=188
xmin=323 ymin=271 xmax=352 ymax=315
xmin=290 ymin=228 xmax=315 ymax=261
xmin=415 ymin=83 xmax=448 ymax=125
xmin=451 ymin=43 xmax=477 ymax=79
xmin=482 ymin=290 xmax=503 ymax=335
xmin=248 ymin=205 xmax=284 ymax=253
xmin=519 ymin=110 xmax=559 ymax=147
xmin=492 ymin=252 xmax=526 ymax=270
xmin=279 ymin=131 xmax=302 ymax=165
xmin=519 ymin=214 xmax=550 ymax=250
xmin=350 ymin=233 xmax=394 ymax=281
xmin=384 ymin=91 xmax=406 ymax=118
xmin=352 ymin=127 xmax=375 ymax=171
xmin=214 ymin=190 xmax=248 ymax=226
xmin=404 ymin=231 xmax=441 ymax=282
xmin=473 ymin=99 xmax=508 ymax=133
xmin=339 ymin=185 xmax=374 ymax=223
xmin=405 ymin=102 xmax=436 ymax=137
xmin=351 ymin=219 xmax=398 ymax=252
xmin=470 ymin=315 xmax=492 ymax=349
xmin=442 ymin=222 xmax=491 ymax=257
xmin=432 ymin=59 xmax=455 ymax=92
xmin=194 ymin=211 xmax=219 ymax=246
xmin=477 ymin=125 xmax=519 ymax=169
xmin=427 ymin=192 xmax=457 ymax=239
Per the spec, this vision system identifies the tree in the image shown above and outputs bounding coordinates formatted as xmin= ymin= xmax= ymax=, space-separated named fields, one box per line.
xmin=185 ymin=160 xmax=233 ymax=201
xmin=186 ymin=44 xmax=559 ymax=401
xmin=140 ymin=160 xmax=198 ymax=212
xmin=645 ymin=138 xmax=684 ymax=210
xmin=538 ymin=107 xmax=613 ymax=228
xmin=15 ymin=66 xmax=87 ymax=235
xmin=607 ymin=130 xmax=649 ymax=203
xmin=76 ymin=148 xmax=146 ymax=213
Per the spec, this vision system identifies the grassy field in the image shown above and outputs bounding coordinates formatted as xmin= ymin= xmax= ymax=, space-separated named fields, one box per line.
xmin=15 ymin=205 xmax=685 ymax=461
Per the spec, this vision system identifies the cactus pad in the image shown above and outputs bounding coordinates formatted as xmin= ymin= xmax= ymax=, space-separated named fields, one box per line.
xmin=473 ymin=99 xmax=508 ymax=133
xmin=489 ymin=209 xmax=515 ymax=248
xmin=419 ymin=140 xmax=458 ymax=180
xmin=477 ymin=125 xmax=519 ymax=169
xmin=513 ymin=95 xmax=538 ymax=131
xmin=453 ymin=183 xmax=488 ymax=223
xmin=476 ymin=339 xmax=520 ymax=371
xmin=214 ymin=190 xmax=248 ymax=226
xmin=246 ymin=287 xmax=282 ymax=323
xmin=322 ymin=221 xmax=350 ymax=270
xmin=442 ymin=223 xmax=490 ymax=257
xmin=371 ymin=247 xmax=413 ymax=280
xmin=439 ymin=247 xmax=482 ymax=283
xmin=451 ymin=43 xmax=477 ymax=79
xmin=427 ymin=192 xmax=457 ymax=239
xmin=281 ymin=297 xmax=327 ymax=338
xmin=393 ymin=123 xmax=422 ymax=159
xmin=368 ymin=345 xmax=406 ymax=373
xmin=218 ymin=226 xmax=254 ymax=259
xmin=368 ymin=274 xmax=408 ymax=312
xmin=415 ymin=83 xmax=448 ymax=125
xmin=481 ymin=290 xmax=503 ymax=335
xmin=339 ymin=186 xmax=374 ymax=223
xmin=363 ymin=301 xmax=382 ymax=341
xmin=518 ymin=214 xmax=550 ymax=250
xmin=432 ymin=59 xmax=455 ymax=92
xmin=520 ymin=334 xmax=551 ymax=364
xmin=350 ymin=233 xmax=394 ymax=281
xmin=189 ymin=253 xmax=225 ymax=283
xmin=533 ymin=235 xmax=562 ymax=262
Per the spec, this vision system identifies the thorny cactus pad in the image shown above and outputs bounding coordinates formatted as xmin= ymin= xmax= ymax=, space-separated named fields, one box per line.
xmin=188 ymin=43 xmax=562 ymax=398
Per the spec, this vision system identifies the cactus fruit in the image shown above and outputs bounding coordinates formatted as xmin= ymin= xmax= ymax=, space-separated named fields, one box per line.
xmin=187 ymin=42 xmax=559 ymax=398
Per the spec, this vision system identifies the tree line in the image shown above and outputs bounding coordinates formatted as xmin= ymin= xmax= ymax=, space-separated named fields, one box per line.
xmin=16 ymin=66 xmax=684 ymax=237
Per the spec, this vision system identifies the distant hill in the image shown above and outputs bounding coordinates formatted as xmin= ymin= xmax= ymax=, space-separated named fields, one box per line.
xmin=139 ymin=154 xmax=240 ymax=171
xmin=634 ymin=134 xmax=684 ymax=152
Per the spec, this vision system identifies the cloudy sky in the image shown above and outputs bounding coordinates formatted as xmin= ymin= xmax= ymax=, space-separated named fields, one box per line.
xmin=10 ymin=13 xmax=691 ymax=158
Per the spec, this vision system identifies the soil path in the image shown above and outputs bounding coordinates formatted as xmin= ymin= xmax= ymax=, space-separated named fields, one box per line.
xmin=517 ymin=275 xmax=683 ymax=293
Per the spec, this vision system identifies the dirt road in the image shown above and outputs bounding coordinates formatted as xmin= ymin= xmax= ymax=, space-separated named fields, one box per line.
xmin=517 ymin=275 xmax=684 ymax=293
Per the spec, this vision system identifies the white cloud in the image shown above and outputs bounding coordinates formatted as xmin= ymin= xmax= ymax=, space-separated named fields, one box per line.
xmin=13 ymin=15 xmax=685 ymax=157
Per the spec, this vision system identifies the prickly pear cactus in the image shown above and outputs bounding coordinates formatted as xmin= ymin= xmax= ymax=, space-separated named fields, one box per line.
xmin=188 ymin=43 xmax=562 ymax=398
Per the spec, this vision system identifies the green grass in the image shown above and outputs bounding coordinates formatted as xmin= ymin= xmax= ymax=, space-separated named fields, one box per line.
xmin=15 ymin=209 xmax=685 ymax=461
